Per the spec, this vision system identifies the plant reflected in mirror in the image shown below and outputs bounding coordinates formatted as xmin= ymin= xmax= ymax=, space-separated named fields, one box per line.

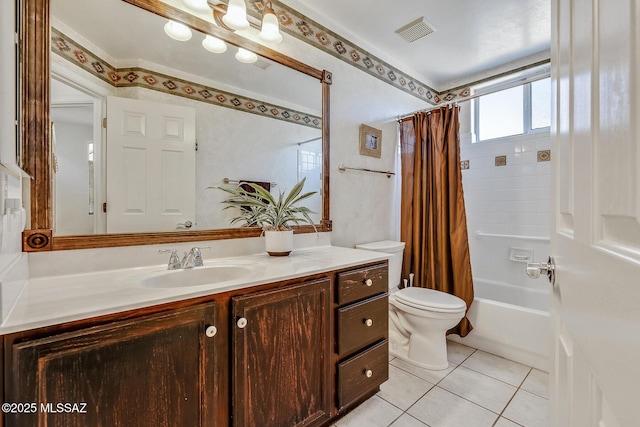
xmin=213 ymin=178 xmax=318 ymax=232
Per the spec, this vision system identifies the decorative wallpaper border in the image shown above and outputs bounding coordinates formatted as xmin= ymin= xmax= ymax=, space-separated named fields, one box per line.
xmin=247 ymin=0 xmax=447 ymax=105
xmin=51 ymin=27 xmax=322 ymax=129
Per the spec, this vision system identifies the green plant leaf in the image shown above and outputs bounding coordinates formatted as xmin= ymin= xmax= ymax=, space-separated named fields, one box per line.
xmin=214 ymin=179 xmax=318 ymax=231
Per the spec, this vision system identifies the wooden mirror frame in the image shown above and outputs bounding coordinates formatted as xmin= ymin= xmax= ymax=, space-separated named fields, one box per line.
xmin=21 ymin=0 xmax=332 ymax=251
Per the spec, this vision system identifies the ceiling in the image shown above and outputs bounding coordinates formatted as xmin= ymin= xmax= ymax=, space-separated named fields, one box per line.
xmin=282 ymin=0 xmax=551 ymax=91
xmin=51 ymin=0 xmax=550 ymax=107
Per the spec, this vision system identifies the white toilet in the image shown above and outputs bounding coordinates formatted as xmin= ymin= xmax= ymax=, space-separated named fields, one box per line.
xmin=355 ymin=240 xmax=467 ymax=370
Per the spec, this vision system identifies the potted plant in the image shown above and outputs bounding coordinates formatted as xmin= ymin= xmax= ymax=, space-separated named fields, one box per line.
xmin=215 ymin=178 xmax=317 ymax=256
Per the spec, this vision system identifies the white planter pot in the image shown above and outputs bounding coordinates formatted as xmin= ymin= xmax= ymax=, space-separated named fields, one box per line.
xmin=264 ymin=230 xmax=294 ymax=256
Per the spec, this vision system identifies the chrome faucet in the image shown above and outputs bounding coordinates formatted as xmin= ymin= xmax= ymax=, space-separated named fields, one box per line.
xmin=158 ymin=249 xmax=181 ymax=270
xmin=158 ymin=247 xmax=210 ymax=270
xmin=180 ymin=246 xmax=210 ymax=269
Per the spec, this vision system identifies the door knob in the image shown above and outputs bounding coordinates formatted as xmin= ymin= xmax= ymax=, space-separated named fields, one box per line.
xmin=177 ymin=220 xmax=193 ymax=229
xmin=364 ymin=279 xmax=373 ymax=287
xmin=205 ymin=325 xmax=217 ymax=337
xmin=526 ymin=256 xmax=556 ymax=285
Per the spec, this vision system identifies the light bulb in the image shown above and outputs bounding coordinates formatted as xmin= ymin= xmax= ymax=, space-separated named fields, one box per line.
xmin=259 ymin=8 xmax=282 ymax=43
xmin=164 ymin=20 xmax=192 ymax=41
xmin=222 ymin=0 xmax=250 ymax=31
xmin=202 ymin=35 xmax=227 ymax=53
xmin=235 ymin=47 xmax=258 ymax=63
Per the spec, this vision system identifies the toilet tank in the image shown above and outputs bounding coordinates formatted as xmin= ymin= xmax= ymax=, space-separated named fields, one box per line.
xmin=355 ymin=240 xmax=405 ymax=288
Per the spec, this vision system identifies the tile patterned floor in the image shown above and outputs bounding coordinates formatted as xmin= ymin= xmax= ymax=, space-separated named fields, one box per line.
xmin=334 ymin=341 xmax=549 ymax=427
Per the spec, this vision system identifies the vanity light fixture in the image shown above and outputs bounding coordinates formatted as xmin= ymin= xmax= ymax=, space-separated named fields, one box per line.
xmin=182 ymin=0 xmax=211 ymax=13
xmin=222 ymin=0 xmax=250 ymax=31
xmin=258 ymin=2 xmax=282 ymax=43
xmin=235 ymin=47 xmax=258 ymax=63
xmin=211 ymin=1 xmax=282 ymax=44
xmin=202 ymin=35 xmax=228 ymax=53
xmin=164 ymin=20 xmax=193 ymax=41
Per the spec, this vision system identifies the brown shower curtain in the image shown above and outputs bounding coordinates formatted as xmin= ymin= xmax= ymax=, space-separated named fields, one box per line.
xmin=399 ymin=106 xmax=474 ymax=337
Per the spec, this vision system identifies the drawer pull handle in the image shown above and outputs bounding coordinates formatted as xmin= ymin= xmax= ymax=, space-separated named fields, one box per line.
xmin=364 ymin=279 xmax=373 ymax=287
xmin=237 ymin=317 xmax=248 ymax=328
xmin=364 ymin=318 xmax=373 ymax=327
xmin=205 ymin=325 xmax=217 ymax=337
xmin=365 ymin=369 xmax=373 ymax=378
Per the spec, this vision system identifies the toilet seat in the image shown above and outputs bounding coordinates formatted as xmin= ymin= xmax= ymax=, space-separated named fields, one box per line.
xmin=395 ymin=287 xmax=466 ymax=313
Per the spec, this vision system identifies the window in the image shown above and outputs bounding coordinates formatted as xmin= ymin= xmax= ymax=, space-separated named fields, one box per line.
xmin=474 ymin=77 xmax=550 ymax=142
xmin=531 ymin=78 xmax=551 ymax=130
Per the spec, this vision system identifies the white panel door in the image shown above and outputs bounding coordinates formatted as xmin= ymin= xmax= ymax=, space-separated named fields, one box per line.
xmin=106 ymin=96 xmax=196 ymax=233
xmin=550 ymin=0 xmax=640 ymax=426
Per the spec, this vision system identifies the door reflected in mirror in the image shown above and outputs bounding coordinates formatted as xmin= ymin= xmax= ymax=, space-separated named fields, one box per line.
xmin=50 ymin=0 xmax=322 ymax=236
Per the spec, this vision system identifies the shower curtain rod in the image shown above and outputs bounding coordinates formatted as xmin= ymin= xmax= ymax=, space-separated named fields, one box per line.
xmin=397 ymin=99 xmax=469 ymax=121
xmin=398 ymin=68 xmax=551 ymax=121
xmin=297 ymin=136 xmax=322 ymax=145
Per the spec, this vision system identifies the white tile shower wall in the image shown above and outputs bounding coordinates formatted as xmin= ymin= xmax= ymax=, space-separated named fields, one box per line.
xmin=460 ymin=113 xmax=551 ymax=290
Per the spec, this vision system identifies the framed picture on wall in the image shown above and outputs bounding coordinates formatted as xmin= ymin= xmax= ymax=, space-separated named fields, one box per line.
xmin=359 ymin=124 xmax=382 ymax=158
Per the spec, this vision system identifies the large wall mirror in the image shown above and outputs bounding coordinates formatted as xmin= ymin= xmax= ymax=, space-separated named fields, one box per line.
xmin=21 ymin=0 xmax=331 ymax=251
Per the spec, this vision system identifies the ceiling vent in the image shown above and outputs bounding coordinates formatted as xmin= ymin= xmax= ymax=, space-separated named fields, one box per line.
xmin=252 ymin=59 xmax=272 ymax=70
xmin=395 ymin=17 xmax=437 ymax=43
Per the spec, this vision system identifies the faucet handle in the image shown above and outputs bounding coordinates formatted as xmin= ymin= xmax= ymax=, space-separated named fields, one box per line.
xmin=190 ymin=246 xmax=211 ymax=267
xmin=158 ymin=249 xmax=181 ymax=270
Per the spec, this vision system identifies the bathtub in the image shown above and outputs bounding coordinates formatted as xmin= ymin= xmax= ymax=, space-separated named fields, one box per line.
xmin=447 ymin=278 xmax=551 ymax=371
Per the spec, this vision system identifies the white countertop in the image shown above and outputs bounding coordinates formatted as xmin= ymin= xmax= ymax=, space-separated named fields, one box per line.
xmin=1 ymin=246 xmax=389 ymax=335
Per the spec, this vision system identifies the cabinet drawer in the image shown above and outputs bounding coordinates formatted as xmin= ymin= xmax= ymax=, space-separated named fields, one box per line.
xmin=337 ymin=293 xmax=388 ymax=356
xmin=337 ymin=340 xmax=389 ymax=409
xmin=337 ymin=264 xmax=388 ymax=305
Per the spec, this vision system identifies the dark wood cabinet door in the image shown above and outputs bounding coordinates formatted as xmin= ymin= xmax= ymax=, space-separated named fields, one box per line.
xmin=7 ymin=303 xmax=218 ymax=427
xmin=232 ymin=278 xmax=332 ymax=427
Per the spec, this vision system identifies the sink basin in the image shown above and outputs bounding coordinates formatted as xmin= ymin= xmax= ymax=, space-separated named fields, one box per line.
xmin=139 ymin=264 xmax=256 ymax=289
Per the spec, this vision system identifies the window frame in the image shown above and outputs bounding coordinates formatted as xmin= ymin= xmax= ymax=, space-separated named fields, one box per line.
xmin=473 ymin=77 xmax=551 ymax=143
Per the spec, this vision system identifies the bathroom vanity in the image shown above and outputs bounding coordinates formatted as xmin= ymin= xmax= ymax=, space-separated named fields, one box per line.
xmin=8 ymin=0 xmax=388 ymax=423
xmin=1 ymin=246 xmax=389 ymax=427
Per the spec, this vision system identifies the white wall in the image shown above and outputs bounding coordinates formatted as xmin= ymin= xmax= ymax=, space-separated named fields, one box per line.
xmin=0 ymin=0 xmax=23 ymax=263
xmin=0 ymin=169 xmax=23 ymax=271
xmin=117 ymin=87 xmax=323 ymax=230
xmin=0 ymin=165 xmax=27 ymax=322
xmin=51 ymin=120 xmax=95 ymax=235
xmin=262 ymin=31 xmax=427 ymax=248
xmin=51 ymin=20 xmax=429 ymax=247
xmin=459 ymin=103 xmax=551 ymax=290
xmin=119 ymin=33 xmax=429 ymax=247
xmin=0 ymin=0 xmax=28 ymax=322
xmin=18 ymin=5 xmax=431 ymax=272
